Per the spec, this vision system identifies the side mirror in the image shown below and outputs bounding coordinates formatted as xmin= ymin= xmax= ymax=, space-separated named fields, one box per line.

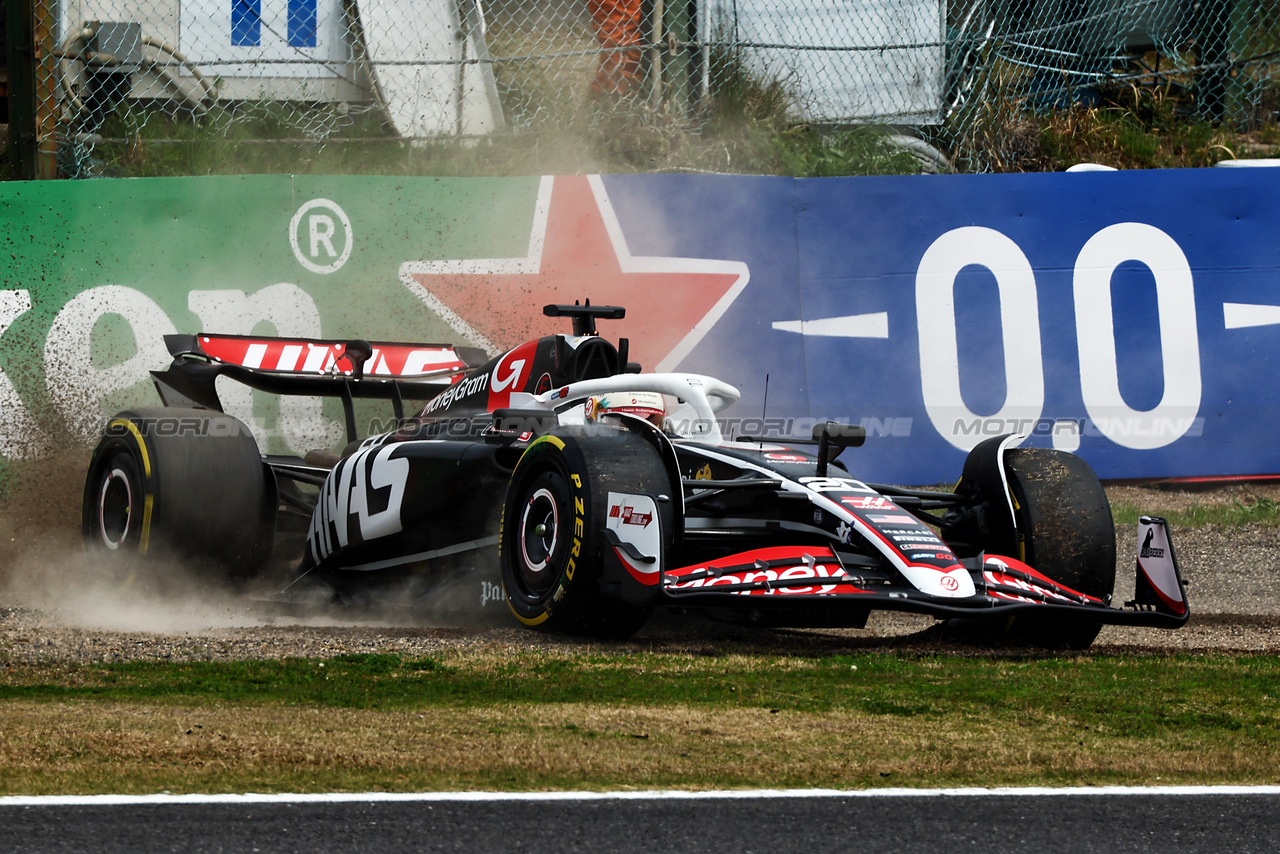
xmin=813 ymin=421 xmax=866 ymax=476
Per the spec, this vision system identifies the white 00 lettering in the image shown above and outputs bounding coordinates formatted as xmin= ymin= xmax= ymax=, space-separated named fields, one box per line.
xmin=916 ymin=227 xmax=1045 ymax=453
xmin=916 ymin=224 xmax=1201 ymax=452
xmin=1073 ymin=223 xmax=1201 ymax=450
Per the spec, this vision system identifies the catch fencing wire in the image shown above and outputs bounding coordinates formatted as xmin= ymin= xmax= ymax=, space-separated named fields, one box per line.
xmin=29 ymin=0 xmax=1280 ymax=178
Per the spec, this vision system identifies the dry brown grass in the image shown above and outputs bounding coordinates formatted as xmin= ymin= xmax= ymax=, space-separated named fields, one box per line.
xmin=4 ymin=694 xmax=1277 ymax=795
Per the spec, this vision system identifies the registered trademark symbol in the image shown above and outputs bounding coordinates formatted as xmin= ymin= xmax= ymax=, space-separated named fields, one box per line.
xmin=289 ymin=198 xmax=353 ymax=274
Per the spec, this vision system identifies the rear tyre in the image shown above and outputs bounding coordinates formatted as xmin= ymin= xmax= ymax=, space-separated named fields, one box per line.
xmin=82 ymin=407 xmax=274 ymax=586
xmin=1003 ymin=448 xmax=1115 ymax=649
xmin=500 ymin=427 xmax=671 ymax=639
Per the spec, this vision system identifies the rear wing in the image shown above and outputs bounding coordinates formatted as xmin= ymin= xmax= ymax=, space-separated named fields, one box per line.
xmin=150 ymin=333 xmax=489 ymax=441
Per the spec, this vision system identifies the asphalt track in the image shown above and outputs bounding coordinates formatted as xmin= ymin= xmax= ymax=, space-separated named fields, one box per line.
xmin=3 ymin=788 xmax=1279 ymax=853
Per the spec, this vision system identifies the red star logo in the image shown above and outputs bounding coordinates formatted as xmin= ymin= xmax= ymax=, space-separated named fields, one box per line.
xmin=398 ymin=175 xmax=749 ymax=371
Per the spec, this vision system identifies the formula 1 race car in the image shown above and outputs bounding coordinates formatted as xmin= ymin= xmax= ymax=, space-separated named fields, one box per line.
xmin=82 ymin=302 xmax=1190 ymax=648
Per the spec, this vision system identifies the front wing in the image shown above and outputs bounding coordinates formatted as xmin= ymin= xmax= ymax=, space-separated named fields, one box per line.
xmin=655 ymin=517 xmax=1189 ymax=629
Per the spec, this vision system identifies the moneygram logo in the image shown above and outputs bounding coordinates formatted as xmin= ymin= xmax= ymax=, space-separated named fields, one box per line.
xmin=290 ymin=198 xmax=353 ymax=274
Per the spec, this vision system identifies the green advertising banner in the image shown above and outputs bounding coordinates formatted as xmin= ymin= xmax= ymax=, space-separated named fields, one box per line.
xmin=0 ymin=175 xmax=543 ymax=459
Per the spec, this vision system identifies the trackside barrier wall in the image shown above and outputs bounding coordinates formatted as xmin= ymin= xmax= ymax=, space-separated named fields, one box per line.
xmin=1 ymin=168 xmax=1278 ymax=483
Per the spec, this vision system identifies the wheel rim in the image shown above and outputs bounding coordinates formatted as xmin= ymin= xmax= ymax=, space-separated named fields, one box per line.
xmin=97 ymin=467 xmax=133 ymax=550
xmin=518 ymin=484 xmax=562 ymax=594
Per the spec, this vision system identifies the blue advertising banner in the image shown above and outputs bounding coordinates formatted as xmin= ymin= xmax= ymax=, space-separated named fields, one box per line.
xmin=3 ymin=169 xmax=1277 ymax=484
xmin=603 ymin=168 xmax=1280 ymax=483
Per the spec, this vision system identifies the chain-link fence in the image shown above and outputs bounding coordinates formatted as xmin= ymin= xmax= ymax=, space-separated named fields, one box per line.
xmin=6 ymin=0 xmax=1279 ymax=178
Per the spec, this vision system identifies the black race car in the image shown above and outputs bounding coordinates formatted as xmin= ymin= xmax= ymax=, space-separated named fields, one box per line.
xmin=82 ymin=302 xmax=1189 ymax=647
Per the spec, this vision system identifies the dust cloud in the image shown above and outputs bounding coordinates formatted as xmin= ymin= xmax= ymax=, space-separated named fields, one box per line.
xmin=3 ymin=545 xmax=263 ymax=633
xmin=0 ymin=449 xmax=509 ymax=634
xmin=0 ymin=445 xmax=288 ymax=633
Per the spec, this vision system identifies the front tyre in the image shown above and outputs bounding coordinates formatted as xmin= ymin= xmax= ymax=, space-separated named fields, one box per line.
xmin=511 ymin=468 xmax=575 ymax=606
xmin=1005 ymin=448 xmax=1116 ymax=600
xmin=1004 ymin=447 xmax=1115 ymax=649
xmin=500 ymin=428 xmax=671 ymax=639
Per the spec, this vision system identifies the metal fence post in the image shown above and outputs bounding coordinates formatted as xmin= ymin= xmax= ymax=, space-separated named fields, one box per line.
xmin=5 ymin=0 xmax=35 ymax=179
xmin=650 ymin=0 xmax=665 ymax=108
xmin=31 ymin=0 xmax=54 ymax=178
xmin=662 ymin=0 xmax=692 ymax=115
xmin=1226 ymin=0 xmax=1254 ymax=124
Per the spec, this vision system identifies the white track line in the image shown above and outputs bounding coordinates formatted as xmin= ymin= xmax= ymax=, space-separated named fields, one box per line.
xmin=4 ymin=786 xmax=1280 ymax=807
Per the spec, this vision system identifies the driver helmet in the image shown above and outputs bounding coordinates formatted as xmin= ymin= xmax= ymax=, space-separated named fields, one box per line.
xmin=584 ymin=391 xmax=667 ymax=428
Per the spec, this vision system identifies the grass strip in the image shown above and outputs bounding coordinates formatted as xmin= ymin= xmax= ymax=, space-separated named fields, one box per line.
xmin=2 ymin=651 xmax=1278 ymax=795
xmin=1110 ymin=497 xmax=1280 ymax=529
